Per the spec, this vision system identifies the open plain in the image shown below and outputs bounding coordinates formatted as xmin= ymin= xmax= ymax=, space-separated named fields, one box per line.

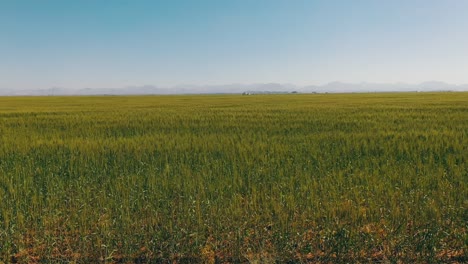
xmin=0 ymin=93 xmax=466 ymax=263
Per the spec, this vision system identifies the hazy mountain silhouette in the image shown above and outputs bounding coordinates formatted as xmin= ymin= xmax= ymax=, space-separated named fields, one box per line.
xmin=0 ymin=82 xmax=466 ymax=95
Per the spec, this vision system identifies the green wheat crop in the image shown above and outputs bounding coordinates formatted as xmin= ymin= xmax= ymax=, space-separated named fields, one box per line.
xmin=0 ymin=93 xmax=466 ymax=263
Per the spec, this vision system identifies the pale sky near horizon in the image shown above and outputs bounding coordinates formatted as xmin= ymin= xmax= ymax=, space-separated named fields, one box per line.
xmin=1 ymin=0 xmax=468 ymax=90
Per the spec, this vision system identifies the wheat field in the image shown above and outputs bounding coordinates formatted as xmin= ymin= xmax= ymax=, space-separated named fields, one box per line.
xmin=0 ymin=93 xmax=466 ymax=263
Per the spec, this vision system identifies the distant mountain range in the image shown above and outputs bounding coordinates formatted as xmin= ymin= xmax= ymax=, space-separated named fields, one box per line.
xmin=1 ymin=81 xmax=467 ymax=96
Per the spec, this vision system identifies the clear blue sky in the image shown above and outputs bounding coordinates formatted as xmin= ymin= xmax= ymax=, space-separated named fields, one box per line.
xmin=1 ymin=0 xmax=468 ymax=90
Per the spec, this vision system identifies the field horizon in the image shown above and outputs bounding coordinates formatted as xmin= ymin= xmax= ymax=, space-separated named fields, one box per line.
xmin=2 ymin=81 xmax=468 ymax=96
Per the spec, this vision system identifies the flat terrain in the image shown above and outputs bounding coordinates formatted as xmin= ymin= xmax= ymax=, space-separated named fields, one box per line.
xmin=0 ymin=93 xmax=466 ymax=263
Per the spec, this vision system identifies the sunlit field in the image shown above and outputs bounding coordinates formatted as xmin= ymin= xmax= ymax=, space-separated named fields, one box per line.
xmin=0 ymin=93 xmax=466 ymax=263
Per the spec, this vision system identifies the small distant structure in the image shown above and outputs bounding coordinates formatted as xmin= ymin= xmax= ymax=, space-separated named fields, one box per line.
xmin=242 ymin=92 xmax=252 ymax=95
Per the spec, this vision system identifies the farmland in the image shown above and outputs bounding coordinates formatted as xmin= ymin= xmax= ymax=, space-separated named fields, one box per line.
xmin=0 ymin=93 xmax=466 ymax=263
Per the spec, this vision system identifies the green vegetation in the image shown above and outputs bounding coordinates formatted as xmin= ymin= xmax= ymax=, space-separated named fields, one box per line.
xmin=0 ymin=93 xmax=466 ymax=263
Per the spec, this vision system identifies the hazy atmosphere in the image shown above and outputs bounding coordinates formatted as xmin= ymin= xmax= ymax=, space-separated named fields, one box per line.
xmin=1 ymin=1 xmax=467 ymax=262
xmin=2 ymin=0 xmax=468 ymax=93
